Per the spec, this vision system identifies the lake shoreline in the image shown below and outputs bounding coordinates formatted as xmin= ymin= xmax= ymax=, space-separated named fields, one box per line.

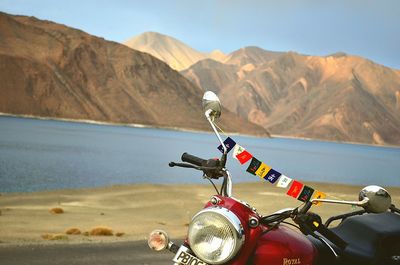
xmin=0 ymin=182 xmax=399 ymax=246
xmin=1 ymin=112 xmax=399 ymax=148
xmin=0 ymin=112 xmax=260 ymax=139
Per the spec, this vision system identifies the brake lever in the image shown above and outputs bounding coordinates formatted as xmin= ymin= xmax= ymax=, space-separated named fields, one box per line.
xmin=169 ymin=162 xmax=200 ymax=169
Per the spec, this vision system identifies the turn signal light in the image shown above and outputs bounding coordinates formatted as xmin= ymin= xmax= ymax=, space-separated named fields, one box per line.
xmin=148 ymin=230 xmax=169 ymax=251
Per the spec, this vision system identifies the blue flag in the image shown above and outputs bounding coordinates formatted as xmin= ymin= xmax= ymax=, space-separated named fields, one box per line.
xmin=264 ymin=169 xmax=281 ymax=184
xmin=217 ymin=137 xmax=236 ymax=153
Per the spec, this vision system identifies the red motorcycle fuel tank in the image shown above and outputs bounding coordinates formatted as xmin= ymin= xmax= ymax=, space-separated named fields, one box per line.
xmin=252 ymin=224 xmax=317 ymax=265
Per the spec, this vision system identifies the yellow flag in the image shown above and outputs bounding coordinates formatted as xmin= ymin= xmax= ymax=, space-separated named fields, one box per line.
xmin=312 ymin=190 xmax=327 ymax=206
xmin=255 ymin=163 xmax=271 ymax=178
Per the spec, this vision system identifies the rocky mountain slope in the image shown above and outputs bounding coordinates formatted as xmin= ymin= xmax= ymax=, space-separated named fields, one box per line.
xmin=124 ymin=32 xmax=227 ymax=71
xmin=128 ymin=32 xmax=400 ymax=145
xmin=0 ymin=12 xmax=268 ymax=136
xmin=182 ymin=50 xmax=400 ymax=145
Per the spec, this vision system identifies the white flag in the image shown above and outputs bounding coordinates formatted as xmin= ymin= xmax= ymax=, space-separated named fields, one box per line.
xmin=232 ymin=144 xmax=245 ymax=160
xmin=276 ymin=175 xmax=292 ymax=188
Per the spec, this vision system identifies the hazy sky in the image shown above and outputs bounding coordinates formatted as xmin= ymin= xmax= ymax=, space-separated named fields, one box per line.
xmin=1 ymin=0 xmax=399 ymax=69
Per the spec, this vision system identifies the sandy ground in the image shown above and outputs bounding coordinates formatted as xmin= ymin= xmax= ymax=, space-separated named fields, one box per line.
xmin=0 ymin=182 xmax=399 ymax=245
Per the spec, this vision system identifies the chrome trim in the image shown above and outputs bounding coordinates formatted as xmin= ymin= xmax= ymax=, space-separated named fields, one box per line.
xmin=188 ymin=207 xmax=245 ymax=264
xmin=248 ymin=217 xmax=259 ymax=228
xmin=224 ymin=169 xmax=233 ymax=197
xmin=210 ymin=196 xmax=222 ymax=205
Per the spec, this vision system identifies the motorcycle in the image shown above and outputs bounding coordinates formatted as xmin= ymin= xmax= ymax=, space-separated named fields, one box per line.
xmin=148 ymin=91 xmax=400 ymax=265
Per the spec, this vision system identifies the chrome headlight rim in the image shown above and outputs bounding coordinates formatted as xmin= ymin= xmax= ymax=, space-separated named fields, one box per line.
xmin=188 ymin=207 xmax=245 ymax=264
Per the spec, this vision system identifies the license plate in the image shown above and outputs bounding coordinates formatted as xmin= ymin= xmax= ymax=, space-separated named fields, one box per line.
xmin=172 ymin=245 xmax=209 ymax=265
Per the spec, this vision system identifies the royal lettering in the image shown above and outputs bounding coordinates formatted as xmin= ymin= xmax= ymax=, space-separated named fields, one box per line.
xmin=283 ymin=257 xmax=301 ymax=265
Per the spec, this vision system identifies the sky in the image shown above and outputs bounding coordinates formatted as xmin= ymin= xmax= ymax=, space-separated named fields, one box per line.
xmin=1 ymin=0 xmax=399 ymax=69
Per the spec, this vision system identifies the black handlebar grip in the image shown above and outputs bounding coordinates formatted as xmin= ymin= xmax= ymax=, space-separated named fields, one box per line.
xmin=181 ymin=152 xmax=206 ymax=166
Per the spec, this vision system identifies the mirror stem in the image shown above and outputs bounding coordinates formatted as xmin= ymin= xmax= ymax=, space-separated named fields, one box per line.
xmin=311 ymin=197 xmax=369 ymax=207
xmin=205 ymin=110 xmax=227 ymax=154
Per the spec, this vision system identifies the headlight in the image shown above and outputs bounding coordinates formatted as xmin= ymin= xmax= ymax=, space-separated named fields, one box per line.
xmin=188 ymin=207 xmax=245 ymax=264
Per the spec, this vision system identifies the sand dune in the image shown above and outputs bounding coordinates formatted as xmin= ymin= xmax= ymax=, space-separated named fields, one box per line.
xmin=0 ymin=182 xmax=398 ymax=245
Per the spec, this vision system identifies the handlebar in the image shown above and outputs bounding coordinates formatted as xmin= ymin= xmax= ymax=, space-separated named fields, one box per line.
xmin=169 ymin=152 xmax=225 ymax=180
xmin=181 ymin=152 xmax=207 ymax=166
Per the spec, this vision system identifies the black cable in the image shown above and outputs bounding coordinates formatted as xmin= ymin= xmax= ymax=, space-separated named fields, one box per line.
xmin=260 ymin=210 xmax=297 ymax=235
xmin=220 ymin=176 xmax=227 ymax=195
xmin=261 ymin=220 xmax=282 ymax=235
xmin=260 ymin=209 xmax=294 ymax=225
xmin=205 ymin=177 xmax=220 ymax=195
xmin=281 ymin=221 xmax=301 ymax=230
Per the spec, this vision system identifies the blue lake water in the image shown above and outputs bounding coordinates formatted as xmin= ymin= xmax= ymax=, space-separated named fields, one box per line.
xmin=0 ymin=116 xmax=399 ymax=192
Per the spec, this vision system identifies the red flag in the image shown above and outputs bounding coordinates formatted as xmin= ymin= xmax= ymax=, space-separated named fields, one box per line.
xmin=236 ymin=150 xmax=253 ymax=165
xmin=286 ymin=180 xmax=304 ymax=199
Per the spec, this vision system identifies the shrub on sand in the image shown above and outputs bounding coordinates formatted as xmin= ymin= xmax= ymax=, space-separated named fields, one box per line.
xmin=89 ymin=226 xmax=113 ymax=236
xmin=65 ymin=228 xmax=81 ymax=235
xmin=41 ymin=234 xmax=53 ymax=240
xmin=115 ymin=232 xmax=125 ymax=237
xmin=42 ymin=233 xmax=68 ymax=240
xmin=49 ymin=207 xmax=64 ymax=214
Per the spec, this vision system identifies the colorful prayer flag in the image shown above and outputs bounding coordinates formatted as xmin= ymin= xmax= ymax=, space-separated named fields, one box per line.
xmin=236 ymin=150 xmax=253 ymax=164
xmin=232 ymin=144 xmax=245 ymax=160
xmin=264 ymin=169 xmax=281 ymax=183
xmin=246 ymin=157 xmax=262 ymax=175
xmin=312 ymin=190 xmax=327 ymax=206
xmin=255 ymin=163 xmax=271 ymax=178
xmin=298 ymin=186 xmax=315 ymax=202
xmin=286 ymin=180 xmax=304 ymax=199
xmin=276 ymin=175 xmax=292 ymax=188
xmin=218 ymin=136 xmax=329 ymax=204
xmin=217 ymin=137 xmax=236 ymax=153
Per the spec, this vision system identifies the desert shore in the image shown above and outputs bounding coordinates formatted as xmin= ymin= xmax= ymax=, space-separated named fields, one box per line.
xmin=0 ymin=182 xmax=399 ymax=245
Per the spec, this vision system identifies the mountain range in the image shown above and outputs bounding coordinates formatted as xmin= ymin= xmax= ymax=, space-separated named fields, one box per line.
xmin=128 ymin=32 xmax=400 ymax=146
xmin=1 ymin=12 xmax=399 ymax=146
xmin=124 ymin=32 xmax=227 ymax=71
xmin=0 ymin=12 xmax=268 ymax=136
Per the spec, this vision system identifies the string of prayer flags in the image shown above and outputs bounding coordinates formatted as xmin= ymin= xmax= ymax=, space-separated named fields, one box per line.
xmin=232 ymin=144 xmax=245 ymax=159
xmin=265 ymin=169 xmax=281 ymax=184
xmin=236 ymin=150 xmax=253 ymax=164
xmin=298 ymin=186 xmax=315 ymax=202
xmin=217 ymin=136 xmax=327 ymax=205
xmin=256 ymin=163 xmax=272 ymax=179
xmin=217 ymin=137 xmax=236 ymax=153
xmin=312 ymin=190 xmax=327 ymax=206
xmin=276 ymin=175 xmax=293 ymax=188
xmin=246 ymin=158 xmax=262 ymax=175
xmin=287 ymin=180 xmax=304 ymax=199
